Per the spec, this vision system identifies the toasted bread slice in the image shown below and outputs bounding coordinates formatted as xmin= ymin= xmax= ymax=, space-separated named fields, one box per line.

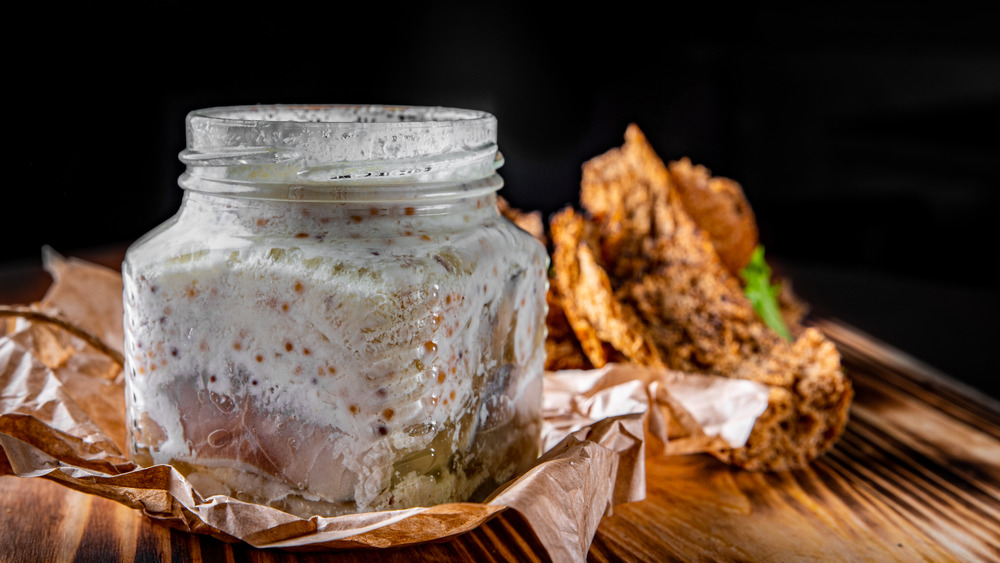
xmin=668 ymin=157 xmax=759 ymax=275
xmin=549 ymin=207 xmax=664 ymax=369
xmin=549 ymin=125 xmax=852 ymax=470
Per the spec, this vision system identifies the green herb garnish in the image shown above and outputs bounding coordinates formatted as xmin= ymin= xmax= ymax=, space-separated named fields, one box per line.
xmin=739 ymin=245 xmax=792 ymax=341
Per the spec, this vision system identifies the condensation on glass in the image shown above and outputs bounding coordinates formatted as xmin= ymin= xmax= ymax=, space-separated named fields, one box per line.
xmin=122 ymin=105 xmax=548 ymax=517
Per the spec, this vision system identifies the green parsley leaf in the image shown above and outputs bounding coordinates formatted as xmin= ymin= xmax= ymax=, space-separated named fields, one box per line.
xmin=739 ymin=245 xmax=793 ymax=341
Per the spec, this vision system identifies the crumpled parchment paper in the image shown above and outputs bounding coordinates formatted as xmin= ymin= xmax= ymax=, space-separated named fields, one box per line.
xmin=0 ymin=250 xmax=769 ymax=562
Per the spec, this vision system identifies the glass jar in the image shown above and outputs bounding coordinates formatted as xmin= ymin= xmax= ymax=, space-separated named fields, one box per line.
xmin=122 ymin=105 xmax=548 ymax=518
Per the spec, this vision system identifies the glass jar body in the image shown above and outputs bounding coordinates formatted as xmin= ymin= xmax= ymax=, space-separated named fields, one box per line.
xmin=123 ymin=185 xmax=547 ymax=517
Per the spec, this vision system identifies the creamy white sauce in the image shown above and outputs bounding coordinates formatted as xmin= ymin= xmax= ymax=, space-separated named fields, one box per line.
xmin=123 ymin=191 xmax=547 ymax=516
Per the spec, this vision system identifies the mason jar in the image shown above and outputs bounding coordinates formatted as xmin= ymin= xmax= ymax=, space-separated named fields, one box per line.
xmin=122 ymin=105 xmax=548 ymax=518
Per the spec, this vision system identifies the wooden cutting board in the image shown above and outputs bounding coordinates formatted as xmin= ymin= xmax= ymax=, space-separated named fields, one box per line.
xmin=2 ymin=318 xmax=998 ymax=562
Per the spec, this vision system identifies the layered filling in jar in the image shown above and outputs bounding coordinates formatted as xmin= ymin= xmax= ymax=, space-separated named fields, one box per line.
xmin=123 ymin=192 xmax=547 ymax=517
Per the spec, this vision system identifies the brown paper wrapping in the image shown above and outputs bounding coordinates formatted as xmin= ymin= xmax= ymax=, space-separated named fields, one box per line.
xmin=0 ymin=251 xmax=769 ymax=562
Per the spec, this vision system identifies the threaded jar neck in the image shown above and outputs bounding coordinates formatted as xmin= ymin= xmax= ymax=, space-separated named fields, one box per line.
xmin=179 ymin=105 xmax=503 ymax=202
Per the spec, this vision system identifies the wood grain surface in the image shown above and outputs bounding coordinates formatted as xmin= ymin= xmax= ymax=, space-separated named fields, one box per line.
xmin=2 ymin=318 xmax=999 ymax=562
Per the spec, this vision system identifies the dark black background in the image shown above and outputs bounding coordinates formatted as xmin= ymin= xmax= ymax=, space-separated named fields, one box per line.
xmin=7 ymin=8 xmax=999 ymax=397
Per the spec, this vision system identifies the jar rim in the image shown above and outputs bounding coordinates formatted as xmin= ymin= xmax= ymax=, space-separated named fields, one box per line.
xmin=180 ymin=104 xmax=502 ymax=201
xmin=187 ymin=104 xmax=496 ymax=128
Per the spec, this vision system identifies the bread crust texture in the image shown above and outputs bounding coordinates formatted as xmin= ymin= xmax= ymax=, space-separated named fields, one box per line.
xmin=546 ymin=124 xmax=852 ymax=471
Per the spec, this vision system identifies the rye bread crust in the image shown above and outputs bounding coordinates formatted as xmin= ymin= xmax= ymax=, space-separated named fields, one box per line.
xmin=548 ymin=124 xmax=852 ymax=471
